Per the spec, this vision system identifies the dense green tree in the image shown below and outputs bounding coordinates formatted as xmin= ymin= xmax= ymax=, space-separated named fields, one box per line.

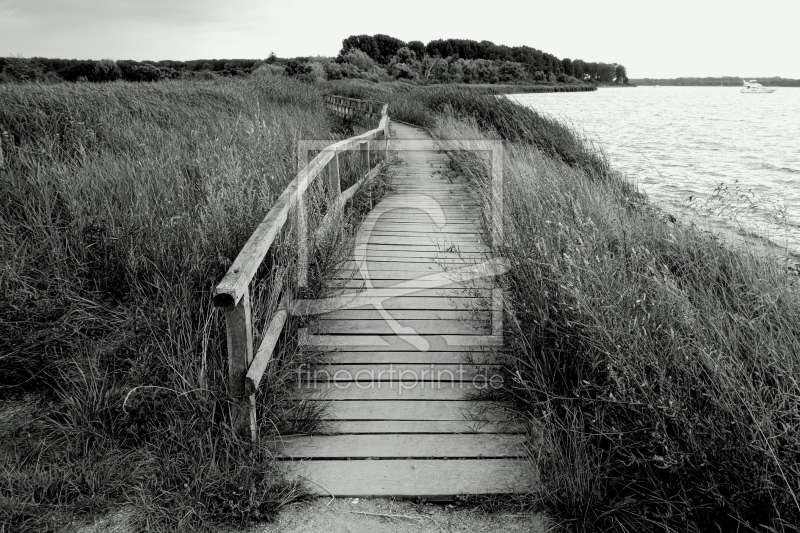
xmin=340 ymin=35 xmax=380 ymax=62
xmin=93 ymin=59 xmax=121 ymax=82
xmin=562 ymin=58 xmax=573 ymax=77
xmin=407 ymin=41 xmax=425 ymax=60
xmin=0 ymin=57 xmax=51 ymax=82
xmin=117 ymin=61 xmax=164 ymax=82
xmin=373 ymin=34 xmax=406 ymax=63
xmin=614 ymin=64 xmax=628 ymax=84
xmin=499 ymin=61 xmax=526 ymax=82
xmin=572 ymin=59 xmax=586 ymax=80
xmin=285 ymin=60 xmax=312 ymax=77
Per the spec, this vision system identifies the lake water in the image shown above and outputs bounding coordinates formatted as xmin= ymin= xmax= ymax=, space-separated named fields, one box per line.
xmin=511 ymin=87 xmax=800 ymax=256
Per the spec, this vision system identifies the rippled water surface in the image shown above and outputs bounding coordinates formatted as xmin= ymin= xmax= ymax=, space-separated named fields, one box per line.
xmin=512 ymin=87 xmax=800 ymax=254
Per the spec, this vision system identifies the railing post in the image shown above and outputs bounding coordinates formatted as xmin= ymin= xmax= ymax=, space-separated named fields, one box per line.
xmin=224 ymin=287 xmax=254 ymax=434
xmin=360 ymin=140 xmax=370 ymax=175
xmin=327 ymin=151 xmax=341 ymax=199
xmin=296 ymin=185 xmax=308 ymax=289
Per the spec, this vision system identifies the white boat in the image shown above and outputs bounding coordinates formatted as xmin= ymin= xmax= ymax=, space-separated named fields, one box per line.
xmin=741 ymin=80 xmax=777 ymax=93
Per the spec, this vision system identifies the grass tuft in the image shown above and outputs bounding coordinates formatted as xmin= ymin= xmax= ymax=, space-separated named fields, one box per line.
xmin=0 ymin=76 xmax=387 ymax=532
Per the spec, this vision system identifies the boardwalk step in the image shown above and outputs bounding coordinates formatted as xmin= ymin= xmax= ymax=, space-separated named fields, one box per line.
xmin=312 ymin=399 xmax=510 ymax=421
xmin=317 ymin=420 xmax=524 ymax=434
xmin=285 ymin=459 xmax=534 ymax=497
xmin=299 ymin=333 xmax=503 ymax=351
xmin=307 ymin=363 xmax=500 ymax=381
xmin=321 ymin=351 xmax=498 ymax=364
xmin=277 ymin=434 xmax=526 ymax=458
xmin=309 ymin=319 xmax=489 ymax=335
xmin=299 ymin=383 xmax=499 ymax=401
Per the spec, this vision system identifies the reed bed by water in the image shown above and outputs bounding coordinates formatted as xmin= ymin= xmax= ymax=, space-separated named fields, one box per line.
xmin=324 ymin=81 xmax=609 ymax=178
xmin=425 ymin=93 xmax=800 ymax=531
xmin=326 ymin=80 xmax=800 ymax=531
xmin=0 ymin=76 xmax=388 ymax=532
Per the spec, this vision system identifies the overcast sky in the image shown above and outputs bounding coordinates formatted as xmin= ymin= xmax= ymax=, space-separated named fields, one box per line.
xmin=1 ymin=0 xmax=797 ymax=79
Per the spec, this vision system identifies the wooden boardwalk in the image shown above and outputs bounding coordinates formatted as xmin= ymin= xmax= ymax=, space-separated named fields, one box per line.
xmin=281 ymin=122 xmax=533 ymax=498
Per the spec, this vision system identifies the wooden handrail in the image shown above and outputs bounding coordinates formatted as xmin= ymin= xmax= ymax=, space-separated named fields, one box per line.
xmin=213 ymin=94 xmax=390 ymax=440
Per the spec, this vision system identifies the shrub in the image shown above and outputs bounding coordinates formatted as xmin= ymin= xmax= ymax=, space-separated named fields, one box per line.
xmin=58 ymin=60 xmax=97 ymax=82
xmin=252 ymin=64 xmax=284 ymax=77
xmin=340 ymin=48 xmax=378 ymax=72
xmin=118 ymin=61 xmax=165 ymax=82
xmin=0 ymin=57 xmax=53 ymax=83
xmin=324 ymin=62 xmax=344 ymax=80
xmin=285 ymin=60 xmax=312 ymax=77
xmin=93 ymin=59 xmax=121 ymax=82
xmin=391 ymin=62 xmax=418 ymax=81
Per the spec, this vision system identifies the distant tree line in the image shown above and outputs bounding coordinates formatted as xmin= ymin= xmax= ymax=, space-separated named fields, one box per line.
xmin=629 ymin=76 xmax=800 ymax=87
xmin=335 ymin=34 xmax=628 ymax=85
xmin=0 ymin=37 xmax=630 ymax=87
xmin=0 ymin=56 xmax=275 ymax=83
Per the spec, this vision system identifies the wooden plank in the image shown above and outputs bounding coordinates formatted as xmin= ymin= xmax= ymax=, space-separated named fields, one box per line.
xmin=331 ymin=287 xmax=491 ymax=297
xmin=368 ymin=228 xmax=482 ymax=235
xmin=333 ymin=270 xmax=489 ymax=280
xmin=284 ymin=459 xmax=535 ymax=497
xmin=306 ymin=364 xmax=501 ymax=381
xmin=318 ymin=420 xmax=523 ymax=434
xmin=310 ymin=319 xmax=489 ymax=335
xmin=343 ymin=260 xmax=480 ymax=269
xmin=289 ymin=294 xmax=489 ymax=318
xmin=364 ymin=229 xmax=483 ymax=237
xmin=361 ymin=254 xmax=486 ymax=262
xmin=334 ymin=266 xmax=450 ymax=276
xmin=356 ymin=236 xmax=484 ymax=246
xmin=370 ymin=222 xmax=479 ymax=228
xmin=321 ymin=351 xmax=498 ymax=364
xmin=301 ymin=334 xmax=502 ymax=351
xmin=277 ymin=434 xmax=526 ymax=458
xmin=310 ymin=400 xmax=511 ymax=421
xmin=369 ymin=213 xmax=481 ymax=220
xmin=245 ymin=308 xmax=287 ymax=396
xmin=299 ymin=382 xmax=497 ymax=401
xmin=337 ymin=279 xmax=493 ymax=289
xmin=319 ymin=310 xmax=489 ymax=320
xmin=316 ymin=296 xmax=489 ymax=311
xmin=364 ymin=249 xmax=486 ymax=257
xmin=361 ymin=244 xmax=489 ymax=252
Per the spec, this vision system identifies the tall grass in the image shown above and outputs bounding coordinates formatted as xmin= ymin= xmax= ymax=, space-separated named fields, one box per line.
xmin=424 ymin=94 xmax=799 ymax=531
xmin=0 ymin=76 xmax=383 ymax=531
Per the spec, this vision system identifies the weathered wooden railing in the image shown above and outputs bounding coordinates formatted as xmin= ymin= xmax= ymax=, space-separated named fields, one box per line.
xmin=324 ymin=94 xmax=386 ymax=120
xmin=213 ymin=95 xmax=390 ymax=440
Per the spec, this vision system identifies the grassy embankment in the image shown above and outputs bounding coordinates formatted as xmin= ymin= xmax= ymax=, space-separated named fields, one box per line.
xmin=327 ymin=81 xmax=800 ymax=532
xmin=0 ymin=76 xmax=388 ymax=532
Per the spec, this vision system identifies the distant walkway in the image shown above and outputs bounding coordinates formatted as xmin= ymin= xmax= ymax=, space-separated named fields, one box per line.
xmin=282 ymin=121 xmax=534 ymax=498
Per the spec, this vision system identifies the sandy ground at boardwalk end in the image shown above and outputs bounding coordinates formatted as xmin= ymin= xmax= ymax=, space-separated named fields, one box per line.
xmin=255 ymin=497 xmax=550 ymax=533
